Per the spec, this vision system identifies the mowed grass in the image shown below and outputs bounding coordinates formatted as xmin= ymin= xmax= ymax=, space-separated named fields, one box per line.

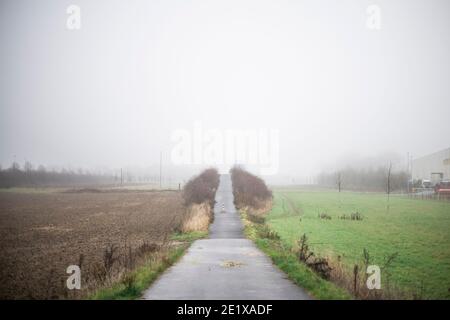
xmin=267 ymin=188 xmax=450 ymax=299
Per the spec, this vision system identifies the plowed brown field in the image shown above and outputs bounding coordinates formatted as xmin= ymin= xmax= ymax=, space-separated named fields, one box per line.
xmin=0 ymin=189 xmax=185 ymax=299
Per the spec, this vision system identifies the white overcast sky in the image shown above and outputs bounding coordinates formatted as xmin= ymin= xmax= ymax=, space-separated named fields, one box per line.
xmin=1 ymin=0 xmax=449 ymax=178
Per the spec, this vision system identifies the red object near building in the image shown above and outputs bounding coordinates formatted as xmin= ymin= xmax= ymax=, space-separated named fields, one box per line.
xmin=435 ymin=181 xmax=450 ymax=196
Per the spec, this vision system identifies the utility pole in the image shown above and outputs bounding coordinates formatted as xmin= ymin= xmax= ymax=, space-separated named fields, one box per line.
xmin=387 ymin=161 xmax=392 ymax=212
xmin=337 ymin=171 xmax=342 ymax=192
xmin=407 ymin=152 xmax=410 ymax=194
xmin=120 ymin=168 xmax=123 ymax=186
xmin=159 ymin=151 xmax=162 ymax=189
xmin=409 ymin=153 xmax=413 ymax=194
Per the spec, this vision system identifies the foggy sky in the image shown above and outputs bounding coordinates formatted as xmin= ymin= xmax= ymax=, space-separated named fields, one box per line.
xmin=1 ymin=0 xmax=449 ymax=180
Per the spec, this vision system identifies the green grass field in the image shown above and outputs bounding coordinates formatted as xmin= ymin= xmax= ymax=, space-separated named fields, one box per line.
xmin=267 ymin=188 xmax=450 ymax=299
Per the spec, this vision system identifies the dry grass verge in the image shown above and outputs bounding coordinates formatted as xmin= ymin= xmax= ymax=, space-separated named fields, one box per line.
xmin=322 ymin=250 xmax=406 ymax=299
xmin=179 ymin=168 xmax=220 ymax=233
xmin=91 ymin=232 xmax=208 ymax=300
xmin=180 ymin=202 xmax=212 ymax=232
xmin=241 ymin=210 xmax=351 ymax=300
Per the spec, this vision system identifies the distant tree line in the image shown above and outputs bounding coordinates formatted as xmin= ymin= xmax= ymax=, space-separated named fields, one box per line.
xmin=0 ymin=161 xmax=116 ymax=188
xmin=317 ymin=166 xmax=409 ymax=193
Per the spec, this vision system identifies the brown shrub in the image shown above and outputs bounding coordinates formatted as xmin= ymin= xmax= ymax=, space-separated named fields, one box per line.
xmin=339 ymin=212 xmax=363 ymax=221
xmin=183 ymin=168 xmax=220 ymax=206
xmin=258 ymin=224 xmax=281 ymax=240
xmin=297 ymin=234 xmax=332 ymax=280
xmin=318 ymin=212 xmax=332 ymax=220
xmin=247 ymin=212 xmax=266 ymax=224
xmin=230 ymin=166 xmax=272 ymax=211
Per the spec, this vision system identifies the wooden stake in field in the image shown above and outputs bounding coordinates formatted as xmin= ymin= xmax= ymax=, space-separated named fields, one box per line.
xmin=353 ymin=264 xmax=359 ymax=297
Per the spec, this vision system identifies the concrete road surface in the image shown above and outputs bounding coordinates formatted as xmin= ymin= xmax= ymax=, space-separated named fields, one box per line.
xmin=142 ymin=174 xmax=311 ymax=299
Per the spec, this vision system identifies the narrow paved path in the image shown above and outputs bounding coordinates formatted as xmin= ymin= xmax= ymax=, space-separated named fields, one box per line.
xmin=142 ymin=174 xmax=311 ymax=299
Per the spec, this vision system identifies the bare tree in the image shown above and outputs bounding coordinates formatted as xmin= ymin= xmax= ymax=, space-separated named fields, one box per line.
xmin=386 ymin=162 xmax=392 ymax=211
xmin=24 ymin=161 xmax=33 ymax=172
xmin=318 ymin=167 xmax=408 ymax=192
xmin=386 ymin=162 xmax=392 ymax=195
xmin=336 ymin=172 xmax=342 ymax=192
xmin=11 ymin=161 xmax=20 ymax=171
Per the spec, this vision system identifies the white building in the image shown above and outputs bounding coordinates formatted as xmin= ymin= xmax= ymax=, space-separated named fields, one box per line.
xmin=412 ymin=148 xmax=450 ymax=183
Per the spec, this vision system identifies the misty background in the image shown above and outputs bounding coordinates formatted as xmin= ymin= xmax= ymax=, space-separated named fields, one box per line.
xmin=1 ymin=0 xmax=449 ymax=185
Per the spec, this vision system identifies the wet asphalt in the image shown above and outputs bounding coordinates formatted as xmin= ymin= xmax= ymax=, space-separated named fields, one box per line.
xmin=142 ymin=174 xmax=311 ymax=299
